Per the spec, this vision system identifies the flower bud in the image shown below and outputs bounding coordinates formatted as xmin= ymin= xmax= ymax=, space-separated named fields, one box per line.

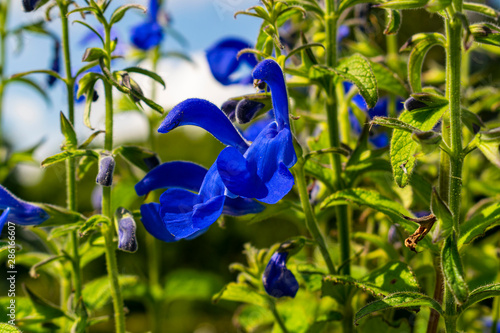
xmin=235 ymin=99 xmax=265 ymax=124
xmin=22 ymin=0 xmax=41 ymax=12
xmin=143 ymin=155 xmax=161 ymax=171
xmin=404 ymin=97 xmax=427 ymax=111
xmin=262 ymin=251 xmax=299 ymax=298
xmin=221 ymin=100 xmax=238 ymax=121
xmin=96 ymin=155 xmax=115 ymax=187
xmin=116 ymin=207 xmax=138 ymax=253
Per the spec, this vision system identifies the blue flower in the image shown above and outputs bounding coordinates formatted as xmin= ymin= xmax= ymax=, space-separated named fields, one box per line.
xmin=344 ymin=82 xmax=403 ymax=148
xmin=135 ymin=161 xmax=264 ymax=241
xmin=216 ymin=59 xmax=297 ymax=204
xmin=22 ymin=0 xmax=41 ymax=12
xmin=130 ymin=0 xmax=164 ymax=50
xmin=47 ymin=41 xmax=60 ymax=87
xmin=206 ymin=38 xmax=257 ymax=85
xmin=263 ymin=251 xmax=299 ymax=298
xmin=0 ymin=185 xmax=49 ymax=234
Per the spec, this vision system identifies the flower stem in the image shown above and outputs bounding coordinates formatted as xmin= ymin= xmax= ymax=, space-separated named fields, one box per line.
xmin=325 ymin=0 xmax=350 ymax=277
xmin=102 ymin=24 xmax=126 ymax=333
xmin=270 ymin=301 xmax=290 ymax=333
xmin=58 ymin=3 xmax=84 ymax=328
xmin=294 ymin=163 xmax=336 ymax=275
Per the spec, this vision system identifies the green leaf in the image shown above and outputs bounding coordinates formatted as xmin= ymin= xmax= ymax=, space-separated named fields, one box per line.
xmin=5 ymin=77 xmax=51 ymax=105
xmin=23 ymin=284 xmax=66 ymax=320
xmin=59 ymin=112 xmax=77 ymax=150
xmin=304 ymin=159 xmax=335 ymax=192
xmin=410 ymin=92 xmax=448 ymax=107
xmin=354 ymin=292 xmax=443 ymax=325
xmin=464 ymin=2 xmax=498 ymax=18
xmin=430 ymin=187 xmax=453 ymax=238
xmin=114 ymin=145 xmax=157 ymax=172
xmin=323 ymin=275 xmax=387 ymax=298
xmin=390 ymin=105 xmax=448 ymax=187
xmin=41 ymin=150 xmax=99 ymax=168
xmin=371 ymin=116 xmax=420 ymax=133
xmin=377 ymin=0 xmax=428 ymax=9
xmin=442 ymin=234 xmax=469 ymax=304
xmin=35 ymin=204 xmax=86 ymax=227
xmin=369 ymin=61 xmax=408 ymax=97
xmin=11 ymin=69 xmax=65 ymax=84
xmin=109 ymin=4 xmax=146 ymax=25
xmin=344 ymin=158 xmax=392 ymax=186
xmin=425 ymin=0 xmax=451 ymax=12
xmin=164 ymin=269 xmax=224 ymax=301
xmin=459 ymin=283 xmax=500 ymax=313
xmin=364 ymin=261 xmax=420 ymax=295
xmin=0 ymin=323 xmax=22 ymax=333
xmin=458 ymin=202 xmax=500 ymax=248
xmin=78 ymin=130 xmax=105 ymax=149
xmin=83 ymin=275 xmax=138 ymax=311
xmin=79 ymin=215 xmax=109 ymax=237
xmin=470 ymin=23 xmax=500 ymax=47
xmin=384 ymin=10 xmax=401 ymax=35
xmin=82 ymin=47 xmax=106 ymax=62
xmin=353 ymin=232 xmax=399 ymax=260
xmin=213 ymin=282 xmax=271 ymax=308
xmin=338 ymin=0 xmax=383 ymax=13
xmin=83 ymin=79 xmax=99 ymax=130
xmin=407 ymin=37 xmax=445 ymax=92
xmin=336 ymin=54 xmax=378 ymax=108
xmin=477 ymin=131 xmax=500 ymax=168
xmin=77 ymin=155 xmax=97 ymax=180
xmin=123 ymin=66 xmax=166 ymax=89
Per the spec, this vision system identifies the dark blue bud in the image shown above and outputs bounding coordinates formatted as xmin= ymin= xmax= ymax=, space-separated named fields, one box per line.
xmin=47 ymin=41 xmax=61 ymax=87
xmin=117 ymin=207 xmax=138 ymax=253
xmin=143 ymin=155 xmax=161 ymax=171
xmin=96 ymin=155 xmax=115 ymax=187
xmin=404 ymin=97 xmax=427 ymax=111
xmin=235 ymin=99 xmax=265 ymax=124
xmin=221 ymin=100 xmax=238 ymax=122
xmin=262 ymin=252 xmax=299 ymax=298
xmin=22 ymin=0 xmax=42 ymax=12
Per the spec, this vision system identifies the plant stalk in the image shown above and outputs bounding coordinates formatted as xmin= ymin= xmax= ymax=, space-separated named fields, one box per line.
xmin=102 ymin=24 xmax=126 ymax=333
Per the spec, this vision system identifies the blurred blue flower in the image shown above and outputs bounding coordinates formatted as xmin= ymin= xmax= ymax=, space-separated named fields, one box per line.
xmin=206 ymin=38 xmax=257 ymax=85
xmin=263 ymin=251 xmax=299 ymax=298
xmin=0 ymin=185 xmax=49 ymax=233
xmin=130 ymin=0 xmax=164 ymax=50
xmin=344 ymin=82 xmax=403 ymax=148
xmin=216 ymin=59 xmax=297 ymax=204
xmin=135 ymin=161 xmax=264 ymax=241
xmin=22 ymin=0 xmax=41 ymax=12
xmin=47 ymin=40 xmax=60 ymax=87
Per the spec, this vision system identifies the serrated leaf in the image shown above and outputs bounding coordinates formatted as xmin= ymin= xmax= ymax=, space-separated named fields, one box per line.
xmin=336 ymin=54 xmax=378 ymax=108
xmin=82 ymin=275 xmax=138 ymax=311
xmin=59 ymin=112 xmax=77 ymax=150
xmin=459 ymin=283 xmax=500 ymax=313
xmin=442 ymin=234 xmax=469 ymax=304
xmin=390 ymin=105 xmax=448 ymax=187
xmin=425 ymin=0 xmax=451 ymax=12
xmin=477 ymin=132 xmax=500 ymax=168
xmin=109 ymin=4 xmax=146 ymax=25
xmin=0 ymin=323 xmax=22 ymax=333
xmin=369 ymin=61 xmax=408 ymax=97
xmin=213 ymin=282 xmax=271 ymax=308
xmin=458 ymin=202 xmax=500 ymax=248
xmin=470 ymin=23 xmax=500 ymax=47
xmin=464 ymin=2 xmax=498 ymax=18
xmin=41 ymin=150 xmax=99 ymax=168
xmin=371 ymin=116 xmax=420 ymax=133
xmin=354 ymin=292 xmax=443 ymax=324
xmin=384 ymin=10 xmax=401 ymax=35
xmin=364 ymin=261 xmax=420 ymax=294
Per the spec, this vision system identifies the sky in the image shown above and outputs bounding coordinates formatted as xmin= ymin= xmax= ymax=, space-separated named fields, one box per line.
xmin=3 ymin=0 xmax=261 ymax=174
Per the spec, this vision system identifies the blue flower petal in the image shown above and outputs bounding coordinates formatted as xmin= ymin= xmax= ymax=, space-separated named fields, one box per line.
xmin=0 ymin=186 xmax=49 ymax=225
xmin=242 ymin=113 xmax=274 ymax=141
xmin=117 ymin=211 xmax=138 ymax=252
xmin=135 ymin=161 xmax=207 ymax=196
xmin=370 ymin=132 xmax=389 ymax=148
xmin=131 ymin=21 xmax=164 ymax=50
xmin=263 ymin=252 xmax=299 ymax=298
xmin=0 ymin=208 xmax=11 ymax=234
xmin=158 ymin=98 xmax=249 ymax=153
xmin=47 ymin=41 xmax=60 ymax=87
xmin=252 ymin=59 xmax=289 ymax=131
xmin=206 ymin=38 xmax=257 ymax=86
xmin=338 ymin=25 xmax=350 ymax=42
xmin=222 ymin=198 xmax=264 ymax=216
xmin=149 ymin=0 xmax=160 ymax=20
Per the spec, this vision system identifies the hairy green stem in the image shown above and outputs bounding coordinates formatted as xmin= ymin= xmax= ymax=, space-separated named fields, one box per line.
xmin=102 ymin=24 xmax=126 ymax=333
xmin=270 ymin=301 xmax=289 ymax=333
xmin=294 ymin=164 xmax=336 ymax=275
xmin=58 ymin=4 xmax=84 ymax=330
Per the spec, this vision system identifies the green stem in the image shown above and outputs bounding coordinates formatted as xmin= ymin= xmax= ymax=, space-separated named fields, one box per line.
xmin=270 ymin=302 xmax=290 ymax=333
xmin=294 ymin=164 xmax=336 ymax=275
xmin=58 ymin=3 xmax=84 ymax=329
xmin=325 ymin=0 xmax=350 ymax=277
xmin=102 ymin=24 xmax=126 ymax=333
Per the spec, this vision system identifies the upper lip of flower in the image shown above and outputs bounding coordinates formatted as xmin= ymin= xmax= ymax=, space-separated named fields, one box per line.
xmin=0 ymin=185 xmax=49 ymax=228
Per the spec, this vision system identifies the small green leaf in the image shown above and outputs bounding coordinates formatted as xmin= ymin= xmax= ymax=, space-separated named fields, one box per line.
xmin=376 ymin=0 xmax=428 ymax=9
xmin=458 ymin=202 xmax=500 ymax=248
xmin=336 ymin=54 xmax=378 ymax=108
xmin=442 ymin=234 xmax=469 ymax=304
xmin=459 ymin=283 xmax=500 ymax=313
xmin=109 ymin=4 xmax=146 ymax=25
xmin=430 ymin=188 xmax=453 ymax=237
xmin=410 ymin=92 xmax=448 ymax=107
xmin=41 ymin=150 xmax=99 ymax=168
xmin=35 ymin=203 xmax=86 ymax=227
xmin=11 ymin=69 xmax=65 ymax=84
xmin=464 ymin=2 xmax=498 ymax=18
xmin=369 ymin=61 xmax=408 ymax=97
xmin=407 ymin=38 xmax=445 ymax=92
xmin=400 ymin=33 xmax=446 ymax=52
xmin=83 ymin=275 xmax=138 ymax=311
xmin=364 ymin=261 xmax=420 ymax=295
xmin=470 ymin=23 xmax=500 ymax=47
xmin=425 ymin=0 xmax=451 ymax=12
xmin=390 ymin=105 xmax=448 ymax=187
xmin=59 ymin=111 xmax=77 ymax=150
xmin=477 ymin=131 xmax=500 ymax=167
xmin=79 ymin=215 xmax=109 ymax=237
xmin=114 ymin=145 xmax=158 ymax=172
xmin=78 ymin=130 xmax=105 ymax=149
xmin=213 ymin=282 xmax=271 ymax=308
xmin=82 ymin=47 xmax=106 ymax=62
xmin=384 ymin=10 xmax=401 ymax=35
xmin=23 ymin=284 xmax=66 ymax=320
xmin=323 ymin=275 xmax=387 ymax=299
xmin=123 ymin=66 xmax=166 ymax=89
xmin=354 ymin=292 xmax=443 ymax=325
xmin=77 ymin=155 xmax=97 ymax=180
xmin=371 ymin=116 xmax=420 ymax=133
